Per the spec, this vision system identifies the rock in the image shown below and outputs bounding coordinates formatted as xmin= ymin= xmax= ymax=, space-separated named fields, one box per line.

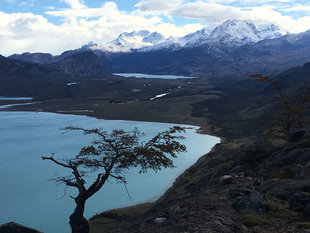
xmin=219 ymin=175 xmax=233 ymax=185
xmin=303 ymin=204 xmax=310 ymax=218
xmin=0 ymin=222 xmax=42 ymax=233
xmin=185 ymin=182 xmax=198 ymax=191
xmin=153 ymin=217 xmax=167 ymax=224
xmin=289 ymin=130 xmax=306 ymax=142
xmin=254 ymin=178 xmax=264 ymax=186
xmin=232 ymin=192 xmax=265 ymax=213
xmin=289 ymin=192 xmax=310 ymax=213
xmin=229 ymin=188 xmax=251 ymax=198
xmin=170 ymin=205 xmax=181 ymax=213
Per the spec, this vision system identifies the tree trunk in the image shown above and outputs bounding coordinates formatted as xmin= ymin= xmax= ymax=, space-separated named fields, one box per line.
xmin=69 ymin=198 xmax=89 ymax=233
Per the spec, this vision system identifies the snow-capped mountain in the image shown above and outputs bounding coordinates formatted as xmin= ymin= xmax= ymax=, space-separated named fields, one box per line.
xmin=178 ymin=27 xmax=213 ymax=47
xmin=206 ymin=20 xmax=282 ymax=47
xmin=85 ymin=30 xmax=166 ymax=53
xmin=141 ymin=37 xmax=182 ymax=52
xmin=83 ymin=20 xmax=284 ymax=53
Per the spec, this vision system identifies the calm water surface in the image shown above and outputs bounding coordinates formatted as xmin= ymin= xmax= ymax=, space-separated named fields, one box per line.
xmin=113 ymin=73 xmax=195 ymax=79
xmin=0 ymin=96 xmax=33 ymax=100
xmin=0 ymin=111 xmax=219 ymax=233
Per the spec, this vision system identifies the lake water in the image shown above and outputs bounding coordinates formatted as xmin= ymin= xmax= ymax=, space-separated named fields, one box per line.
xmin=113 ymin=73 xmax=195 ymax=79
xmin=0 ymin=96 xmax=33 ymax=100
xmin=0 ymin=111 xmax=220 ymax=233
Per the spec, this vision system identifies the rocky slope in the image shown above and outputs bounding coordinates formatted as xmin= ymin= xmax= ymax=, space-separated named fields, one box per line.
xmin=89 ymin=63 xmax=310 ymax=233
xmin=104 ymin=135 xmax=309 ymax=233
xmin=0 ymin=222 xmax=43 ymax=233
xmin=48 ymin=51 xmax=112 ymax=77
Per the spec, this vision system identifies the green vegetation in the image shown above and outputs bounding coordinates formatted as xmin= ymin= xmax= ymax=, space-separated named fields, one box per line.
xmin=265 ymin=167 xmax=295 ymax=179
xmin=242 ymin=149 xmax=270 ymax=166
xmin=250 ymin=74 xmax=310 ymax=139
xmin=90 ymin=203 xmax=154 ymax=233
xmin=241 ymin=211 xmax=269 ymax=226
xmin=264 ymin=202 xmax=281 ymax=212
xmin=42 ymin=126 xmax=186 ymax=233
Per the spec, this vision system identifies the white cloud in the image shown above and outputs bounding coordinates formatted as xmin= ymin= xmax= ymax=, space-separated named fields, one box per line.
xmin=0 ymin=2 xmax=203 ymax=55
xmin=62 ymin=0 xmax=85 ymax=9
xmin=136 ymin=0 xmax=310 ymax=33
xmin=281 ymin=5 xmax=310 ymax=12
xmin=148 ymin=22 xmax=203 ymax=37
xmin=19 ymin=0 xmax=35 ymax=7
xmin=136 ymin=0 xmax=183 ymax=12
xmin=170 ymin=2 xmax=242 ymax=22
xmin=46 ymin=2 xmax=119 ymax=18
xmin=1 ymin=0 xmax=310 ymax=56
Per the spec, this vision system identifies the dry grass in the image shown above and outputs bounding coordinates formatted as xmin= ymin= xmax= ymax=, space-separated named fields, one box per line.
xmin=89 ymin=202 xmax=155 ymax=233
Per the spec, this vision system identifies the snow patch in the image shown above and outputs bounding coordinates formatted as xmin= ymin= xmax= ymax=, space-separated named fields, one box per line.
xmin=67 ymin=82 xmax=80 ymax=86
xmin=83 ymin=20 xmax=284 ymax=53
xmin=150 ymin=93 xmax=170 ymax=100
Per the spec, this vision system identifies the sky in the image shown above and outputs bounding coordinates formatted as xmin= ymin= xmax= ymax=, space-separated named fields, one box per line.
xmin=1 ymin=0 xmax=310 ymax=55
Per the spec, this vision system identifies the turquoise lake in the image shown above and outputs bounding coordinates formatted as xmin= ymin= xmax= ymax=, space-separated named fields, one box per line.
xmin=0 ymin=111 xmax=220 ymax=233
xmin=113 ymin=73 xmax=195 ymax=79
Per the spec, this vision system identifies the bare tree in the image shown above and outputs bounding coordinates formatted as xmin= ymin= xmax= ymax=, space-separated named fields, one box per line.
xmin=42 ymin=126 xmax=187 ymax=233
xmin=249 ymin=74 xmax=310 ymax=139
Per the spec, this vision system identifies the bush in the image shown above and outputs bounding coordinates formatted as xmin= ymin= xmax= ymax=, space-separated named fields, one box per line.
xmin=242 ymin=149 xmax=270 ymax=166
xmin=265 ymin=167 xmax=295 ymax=179
xmin=241 ymin=211 xmax=268 ymax=226
xmin=89 ymin=211 xmax=128 ymax=222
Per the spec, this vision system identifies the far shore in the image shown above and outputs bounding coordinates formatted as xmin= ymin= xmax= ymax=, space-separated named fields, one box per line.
xmin=0 ymin=106 xmax=221 ymax=233
xmin=0 ymin=95 xmax=221 ymax=137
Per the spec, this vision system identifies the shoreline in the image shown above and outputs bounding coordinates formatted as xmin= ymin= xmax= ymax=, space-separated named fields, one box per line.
xmin=0 ymin=109 xmax=221 ymax=233
xmin=0 ymin=97 xmax=220 ymax=137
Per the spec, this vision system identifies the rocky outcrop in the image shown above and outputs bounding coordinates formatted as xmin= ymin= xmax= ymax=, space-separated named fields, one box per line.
xmin=49 ymin=51 xmax=112 ymax=78
xmin=232 ymin=192 xmax=265 ymax=213
xmin=0 ymin=222 xmax=42 ymax=233
xmin=93 ymin=134 xmax=309 ymax=233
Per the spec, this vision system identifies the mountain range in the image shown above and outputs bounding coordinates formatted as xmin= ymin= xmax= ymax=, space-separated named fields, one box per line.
xmin=7 ymin=19 xmax=310 ymax=79
xmin=82 ymin=19 xmax=283 ymax=53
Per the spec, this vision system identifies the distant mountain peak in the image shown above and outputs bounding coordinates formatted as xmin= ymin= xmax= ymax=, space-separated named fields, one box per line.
xmin=82 ymin=20 xmax=283 ymax=53
xmin=84 ymin=30 xmax=166 ymax=53
xmin=206 ymin=19 xmax=283 ymax=47
xmin=82 ymin=41 xmax=98 ymax=49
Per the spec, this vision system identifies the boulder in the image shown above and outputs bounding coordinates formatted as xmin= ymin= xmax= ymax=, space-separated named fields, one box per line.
xmin=289 ymin=192 xmax=310 ymax=213
xmin=219 ymin=175 xmax=233 ymax=185
xmin=232 ymin=192 xmax=265 ymax=213
xmin=303 ymin=204 xmax=310 ymax=218
xmin=288 ymin=130 xmax=306 ymax=142
xmin=0 ymin=222 xmax=42 ymax=233
xmin=153 ymin=217 xmax=167 ymax=224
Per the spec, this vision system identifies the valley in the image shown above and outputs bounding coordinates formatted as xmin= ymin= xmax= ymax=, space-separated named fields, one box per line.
xmin=1 ymin=18 xmax=309 ymax=233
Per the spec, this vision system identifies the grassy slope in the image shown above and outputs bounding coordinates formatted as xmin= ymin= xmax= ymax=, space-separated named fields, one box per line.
xmin=1 ymin=63 xmax=309 ymax=233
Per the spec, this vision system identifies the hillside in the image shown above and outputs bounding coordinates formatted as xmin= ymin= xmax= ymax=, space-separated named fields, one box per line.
xmin=88 ymin=63 xmax=310 ymax=232
xmin=48 ymin=51 xmax=113 ymax=77
xmin=3 ymin=59 xmax=308 ymax=233
xmin=1 ymin=24 xmax=310 ymax=233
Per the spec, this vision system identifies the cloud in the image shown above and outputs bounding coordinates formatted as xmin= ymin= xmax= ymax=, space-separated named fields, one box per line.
xmin=136 ymin=0 xmax=310 ymax=33
xmin=0 ymin=2 xmax=203 ymax=55
xmin=46 ymin=1 xmax=119 ymax=18
xmin=2 ymin=0 xmax=310 ymax=56
xmin=135 ymin=0 xmax=183 ymax=12
xmin=61 ymin=0 xmax=85 ymax=9
xmin=170 ymin=2 xmax=242 ymax=22
xmin=4 ymin=0 xmax=35 ymax=6
xmin=281 ymin=5 xmax=310 ymax=12
xmin=19 ymin=0 xmax=35 ymax=7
